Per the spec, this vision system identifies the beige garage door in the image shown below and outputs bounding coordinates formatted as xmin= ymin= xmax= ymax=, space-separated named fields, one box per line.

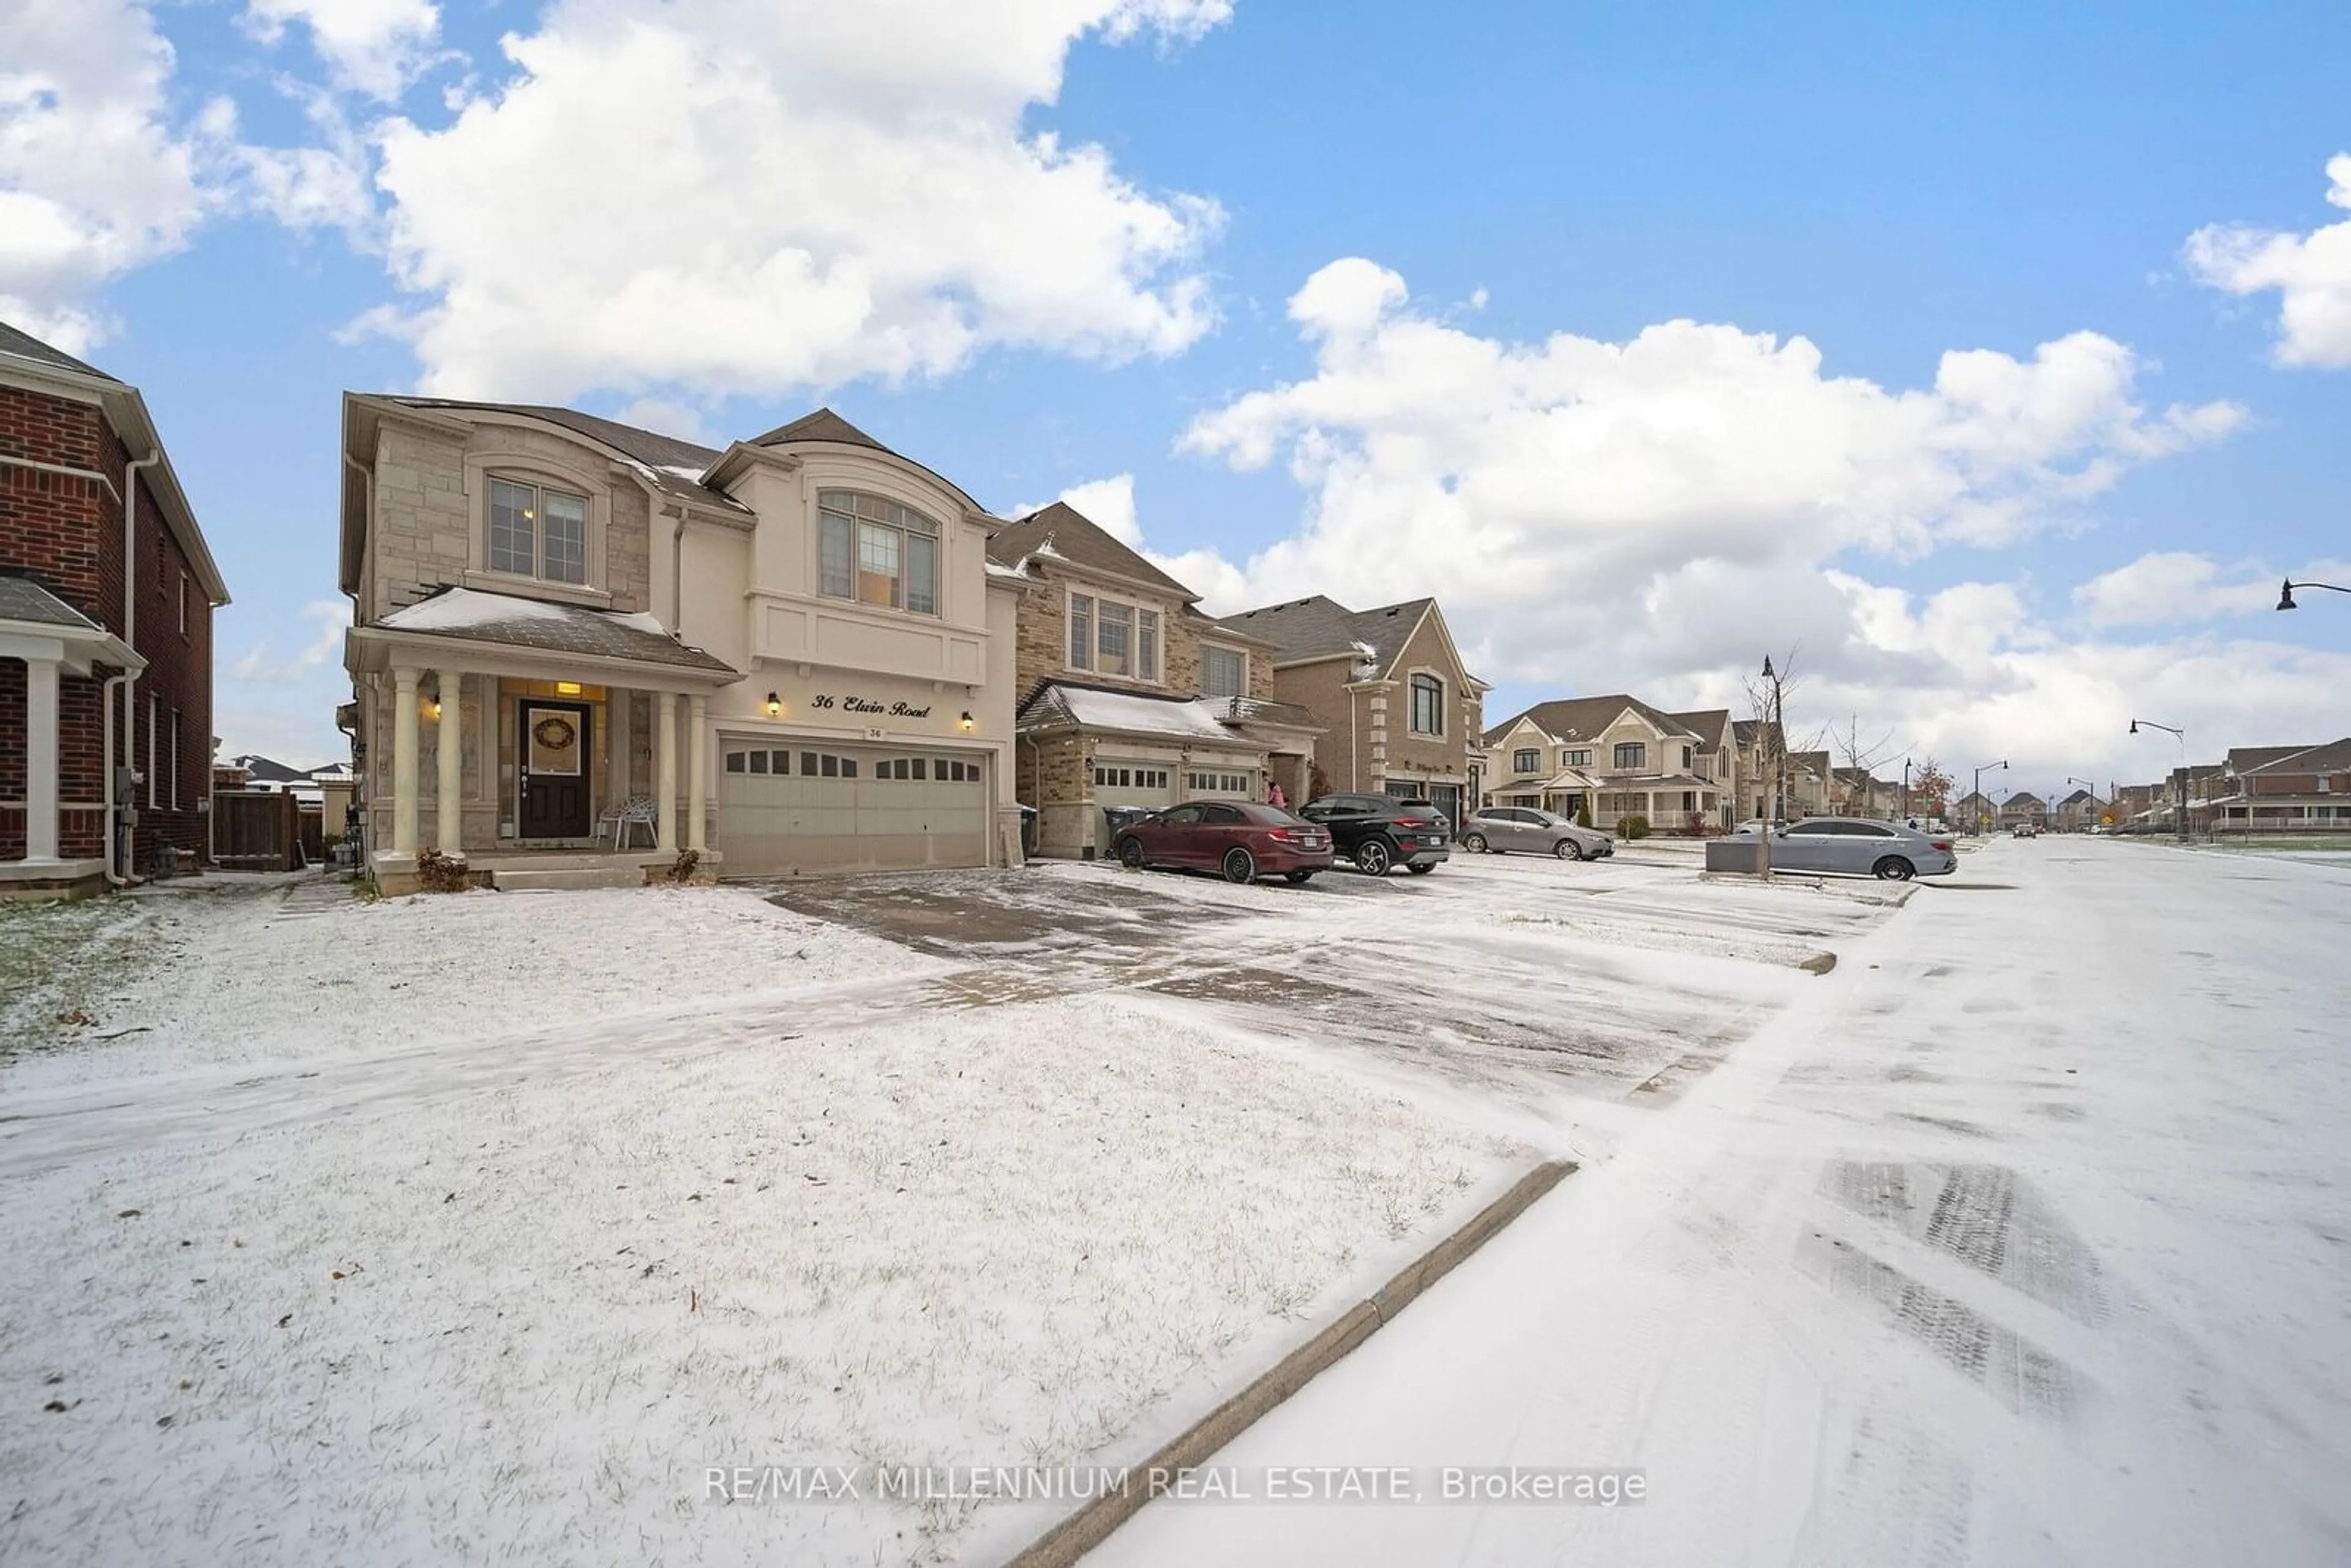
xmin=716 ymin=741 xmax=989 ymax=876
xmin=1090 ymin=759 xmax=1176 ymax=811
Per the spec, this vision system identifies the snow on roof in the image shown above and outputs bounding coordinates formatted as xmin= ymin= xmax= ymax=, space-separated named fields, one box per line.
xmin=383 ymin=588 xmax=572 ymax=632
xmin=1033 ymin=685 xmax=1241 ymax=740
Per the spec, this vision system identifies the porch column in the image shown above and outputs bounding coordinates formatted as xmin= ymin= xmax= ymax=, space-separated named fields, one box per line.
xmin=655 ymin=690 xmax=678 ymax=850
xmin=392 ymin=666 xmax=420 ymax=856
xmin=686 ymin=694 xmax=708 ymax=852
xmin=608 ymin=688 xmax=632 ymax=814
xmin=22 ymin=656 xmax=60 ymax=861
xmin=435 ymin=669 xmax=463 ymax=855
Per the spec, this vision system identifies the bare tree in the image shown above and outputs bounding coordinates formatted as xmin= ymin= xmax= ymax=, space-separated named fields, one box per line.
xmin=1828 ymin=712 xmax=1904 ymax=813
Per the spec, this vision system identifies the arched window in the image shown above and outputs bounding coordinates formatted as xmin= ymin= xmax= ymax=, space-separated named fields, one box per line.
xmin=1409 ymin=673 xmax=1444 ymax=737
xmin=817 ymin=490 xmax=939 ymax=615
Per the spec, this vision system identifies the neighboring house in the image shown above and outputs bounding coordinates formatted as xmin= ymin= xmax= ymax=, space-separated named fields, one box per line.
xmin=1952 ymin=790 xmax=1997 ymax=831
xmin=988 ymin=501 xmax=1312 ymax=860
xmin=1480 ymin=695 xmax=1721 ymax=831
xmin=1215 ymin=595 xmax=1488 ymax=827
xmin=222 ymin=752 xmax=309 ymax=789
xmin=1997 ymin=790 xmax=2048 ymax=830
xmin=2 ymin=320 xmax=229 ymax=898
xmin=2053 ymin=788 xmax=2105 ymax=831
xmin=1731 ymin=719 xmax=1779 ymax=821
xmin=2109 ymin=782 xmax=2162 ymax=830
xmin=2215 ymin=738 xmax=2351 ymax=832
xmin=1783 ymin=750 xmax=1833 ymax=819
xmin=340 ymin=398 xmax=1024 ymax=891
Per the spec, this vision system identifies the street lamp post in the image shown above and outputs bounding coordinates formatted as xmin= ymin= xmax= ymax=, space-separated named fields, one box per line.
xmin=2065 ymin=776 xmax=2096 ymax=834
xmin=2278 ymin=579 xmax=2351 ymax=610
xmin=1757 ymin=655 xmax=1788 ymax=880
xmin=2129 ymin=719 xmax=2189 ymax=842
xmin=1971 ymin=759 xmax=2008 ymax=835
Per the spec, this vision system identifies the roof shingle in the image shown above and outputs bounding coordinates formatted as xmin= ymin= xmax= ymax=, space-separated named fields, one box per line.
xmin=0 ymin=574 xmax=102 ymax=629
xmin=1213 ymin=596 xmax=1434 ymax=677
xmin=377 ymin=587 xmax=737 ymax=675
xmin=987 ymin=502 xmax=1196 ymax=599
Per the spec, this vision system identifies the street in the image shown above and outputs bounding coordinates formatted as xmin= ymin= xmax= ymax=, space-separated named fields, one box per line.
xmin=1089 ymin=840 xmax=2351 ymax=1567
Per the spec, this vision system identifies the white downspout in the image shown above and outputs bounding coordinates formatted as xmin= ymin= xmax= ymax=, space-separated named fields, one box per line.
xmin=120 ymin=451 xmax=162 ymax=883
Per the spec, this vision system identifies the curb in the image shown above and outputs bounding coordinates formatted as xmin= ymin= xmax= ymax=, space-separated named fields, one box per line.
xmin=1003 ymin=1157 xmax=1577 ymax=1568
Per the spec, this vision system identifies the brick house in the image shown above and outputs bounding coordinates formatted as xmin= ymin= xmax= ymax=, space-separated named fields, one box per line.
xmin=2 ymin=321 xmax=228 ymax=898
xmin=989 ymin=502 xmax=1314 ymax=859
xmin=1213 ymin=596 xmax=1488 ymax=827
xmin=1996 ymin=790 xmax=2048 ymax=830
xmin=2211 ymin=739 xmax=2351 ymax=833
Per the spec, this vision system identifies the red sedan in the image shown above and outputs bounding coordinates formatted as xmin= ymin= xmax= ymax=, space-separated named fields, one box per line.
xmin=1112 ymin=801 xmax=1335 ymax=884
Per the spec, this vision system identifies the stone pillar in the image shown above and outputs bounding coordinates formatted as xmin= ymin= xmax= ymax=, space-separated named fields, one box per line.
xmin=23 ymin=656 xmax=60 ymax=861
xmin=435 ymin=670 xmax=463 ymax=855
xmin=686 ymin=694 xmax=708 ymax=852
xmin=655 ymin=691 xmax=678 ymax=851
xmin=392 ymin=666 xmax=420 ymax=856
xmin=608 ymin=687 xmax=632 ymax=815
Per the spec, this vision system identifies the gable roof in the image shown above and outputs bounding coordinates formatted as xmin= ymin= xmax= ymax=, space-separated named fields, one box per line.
xmin=748 ymin=406 xmax=895 ymax=454
xmin=2227 ymin=744 xmax=2316 ymax=776
xmin=2246 ymin=737 xmax=2351 ymax=775
xmin=0 ymin=320 xmax=117 ymax=381
xmin=986 ymin=501 xmax=1195 ymax=599
xmin=225 ymin=753 xmax=309 ymax=784
xmin=1668 ymin=709 xmax=1731 ymax=750
xmin=1215 ymin=595 xmax=1437 ymax=679
xmin=2058 ymin=788 xmax=2099 ymax=806
xmin=1485 ymin=695 xmax=1703 ymax=750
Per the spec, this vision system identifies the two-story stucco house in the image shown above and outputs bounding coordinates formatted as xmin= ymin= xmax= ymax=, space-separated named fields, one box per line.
xmin=3 ymin=321 xmax=228 ymax=899
xmin=339 ymin=399 xmax=1024 ymax=891
xmin=989 ymin=502 xmax=1316 ymax=859
xmin=1482 ymin=696 xmax=1730 ymax=830
xmin=1212 ymin=596 xmax=1488 ymax=827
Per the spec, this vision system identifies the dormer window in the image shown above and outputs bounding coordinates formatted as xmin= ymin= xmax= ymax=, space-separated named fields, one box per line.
xmin=489 ymin=477 xmax=588 ymax=584
xmin=819 ymin=489 xmax=939 ymax=615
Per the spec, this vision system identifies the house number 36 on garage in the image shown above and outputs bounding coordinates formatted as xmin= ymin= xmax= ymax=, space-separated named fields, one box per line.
xmin=809 ymin=696 xmax=933 ymax=718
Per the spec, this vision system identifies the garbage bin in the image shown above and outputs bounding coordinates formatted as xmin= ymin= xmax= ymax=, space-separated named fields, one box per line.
xmin=1101 ymin=805 xmax=1152 ymax=858
xmin=1019 ymin=803 xmax=1038 ymax=859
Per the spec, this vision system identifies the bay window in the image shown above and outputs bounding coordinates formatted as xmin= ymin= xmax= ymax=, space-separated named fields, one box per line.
xmin=818 ymin=489 xmax=939 ymax=615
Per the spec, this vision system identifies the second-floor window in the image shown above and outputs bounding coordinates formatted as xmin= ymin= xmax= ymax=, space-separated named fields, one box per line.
xmin=1068 ymin=593 xmax=1159 ymax=680
xmin=489 ymin=477 xmax=588 ymax=585
xmin=1613 ymin=741 xmax=1646 ymax=771
xmin=1565 ymin=748 xmax=1591 ymax=767
xmin=819 ymin=490 xmax=939 ymax=615
xmin=1410 ymin=674 xmax=1444 ymax=736
xmin=1513 ymin=748 xmax=1540 ymax=774
xmin=1201 ymin=645 xmax=1247 ymax=698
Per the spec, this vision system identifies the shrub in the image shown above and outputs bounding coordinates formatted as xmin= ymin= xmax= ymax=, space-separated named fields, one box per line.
xmin=1575 ymin=802 xmax=1594 ymax=829
xmin=413 ymin=849 xmax=474 ymax=893
xmin=666 ymin=848 xmax=702 ymax=883
xmin=1615 ymin=814 xmax=1651 ymax=840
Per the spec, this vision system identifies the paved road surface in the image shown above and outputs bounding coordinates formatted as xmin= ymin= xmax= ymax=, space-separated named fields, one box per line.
xmin=1089 ymin=840 xmax=2351 ymax=1567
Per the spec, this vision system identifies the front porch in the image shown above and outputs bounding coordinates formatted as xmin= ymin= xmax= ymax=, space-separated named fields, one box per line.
xmin=348 ymin=587 xmax=743 ymax=893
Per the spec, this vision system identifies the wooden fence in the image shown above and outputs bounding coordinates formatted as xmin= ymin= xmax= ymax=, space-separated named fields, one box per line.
xmin=211 ymin=790 xmax=306 ymax=871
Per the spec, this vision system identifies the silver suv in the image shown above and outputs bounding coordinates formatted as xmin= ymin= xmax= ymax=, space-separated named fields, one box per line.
xmin=1461 ymin=808 xmax=1615 ymax=861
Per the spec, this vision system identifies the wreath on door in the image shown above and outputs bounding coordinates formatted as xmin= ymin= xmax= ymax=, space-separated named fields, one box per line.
xmin=532 ymin=716 xmax=578 ymax=752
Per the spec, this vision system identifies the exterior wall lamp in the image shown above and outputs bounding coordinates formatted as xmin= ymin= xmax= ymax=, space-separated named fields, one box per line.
xmin=765 ymin=692 xmax=783 ymax=717
xmin=959 ymin=711 xmax=975 ymax=732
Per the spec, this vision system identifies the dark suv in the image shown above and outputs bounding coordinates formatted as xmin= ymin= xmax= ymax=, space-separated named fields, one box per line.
xmin=1296 ymin=793 xmax=1451 ymax=876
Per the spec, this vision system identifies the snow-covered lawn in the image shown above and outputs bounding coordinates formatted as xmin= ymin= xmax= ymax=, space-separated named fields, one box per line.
xmin=1089 ymin=839 xmax=2351 ymax=1567
xmin=0 ymin=854 xmax=1908 ymax=1565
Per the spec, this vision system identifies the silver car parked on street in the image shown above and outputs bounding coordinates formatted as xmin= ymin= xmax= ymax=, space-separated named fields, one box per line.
xmin=1731 ymin=817 xmax=1957 ymax=880
xmin=1462 ymin=808 xmax=1616 ymax=861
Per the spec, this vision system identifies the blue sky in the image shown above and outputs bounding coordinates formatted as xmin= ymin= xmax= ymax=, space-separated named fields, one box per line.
xmin=7 ymin=0 xmax=2348 ymax=801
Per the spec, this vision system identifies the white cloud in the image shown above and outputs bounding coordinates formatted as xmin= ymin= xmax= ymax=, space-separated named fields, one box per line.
xmin=0 ymin=0 xmax=214 ymax=350
xmin=1016 ymin=473 xmax=1141 ymax=544
xmin=242 ymin=0 xmax=442 ymax=101
xmin=358 ymin=0 xmax=1227 ymax=399
xmin=2071 ymin=551 xmax=2289 ymax=628
xmin=231 ymin=599 xmax=351 ymax=683
xmin=2185 ymin=153 xmax=2351 ymax=368
xmin=1122 ymin=261 xmax=2313 ymax=779
xmin=614 ymin=397 xmax=713 ymax=447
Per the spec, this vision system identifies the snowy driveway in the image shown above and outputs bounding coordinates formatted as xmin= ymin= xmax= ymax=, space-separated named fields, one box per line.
xmin=1089 ymin=840 xmax=2351 ymax=1568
